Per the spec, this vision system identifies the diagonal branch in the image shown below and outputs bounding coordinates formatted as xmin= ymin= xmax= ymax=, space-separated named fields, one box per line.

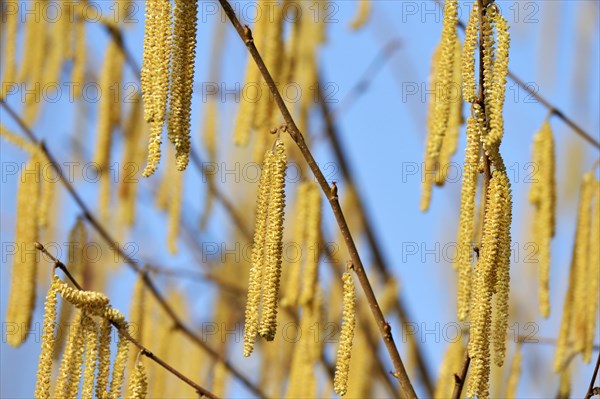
xmin=214 ymin=1 xmax=417 ymax=397
xmin=0 ymin=99 xmax=267 ymax=399
xmin=586 ymin=351 xmax=600 ymax=399
xmin=34 ymin=242 xmax=219 ymax=399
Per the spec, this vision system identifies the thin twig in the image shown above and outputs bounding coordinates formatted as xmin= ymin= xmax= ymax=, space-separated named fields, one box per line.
xmin=35 ymin=242 xmax=219 ymax=399
xmin=452 ymin=350 xmax=471 ymax=399
xmin=585 ymin=352 xmax=600 ymax=399
xmin=0 ymin=99 xmax=267 ymax=399
xmin=215 ymin=2 xmax=417 ymax=397
xmin=317 ymin=78 xmax=435 ymax=396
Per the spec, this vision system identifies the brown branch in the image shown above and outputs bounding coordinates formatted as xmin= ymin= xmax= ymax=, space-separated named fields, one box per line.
xmin=34 ymin=242 xmax=219 ymax=399
xmin=316 ymin=78 xmax=435 ymax=396
xmin=435 ymin=0 xmax=600 ymax=149
xmin=214 ymin=2 xmax=417 ymax=397
xmin=586 ymin=352 xmax=600 ymax=399
xmin=0 ymin=99 xmax=267 ymax=399
xmin=452 ymin=350 xmax=471 ymax=399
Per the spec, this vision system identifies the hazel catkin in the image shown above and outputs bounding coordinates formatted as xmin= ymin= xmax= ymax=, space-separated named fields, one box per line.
xmin=333 ymin=271 xmax=356 ymax=396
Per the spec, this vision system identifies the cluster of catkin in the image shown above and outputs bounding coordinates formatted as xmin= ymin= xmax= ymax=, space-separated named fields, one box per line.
xmin=554 ymin=170 xmax=600 ymax=370
xmin=34 ymin=274 xmax=147 ymax=399
xmin=529 ymin=120 xmax=556 ymax=318
xmin=141 ymin=0 xmax=199 ymax=176
xmin=421 ymin=0 xmax=462 ymax=212
xmin=3 ymin=137 xmax=56 ymax=347
xmin=429 ymin=2 xmax=512 ymax=398
xmin=1 ymin=1 xmax=87 ymax=122
xmin=244 ymin=139 xmax=287 ymax=356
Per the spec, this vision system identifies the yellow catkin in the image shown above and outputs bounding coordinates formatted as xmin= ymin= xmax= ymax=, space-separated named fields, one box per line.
xmin=584 ymin=180 xmax=600 ymax=362
xmin=456 ymin=117 xmax=481 ymax=320
xmin=1 ymin=0 xmax=18 ymax=87
xmin=199 ymin=95 xmax=218 ymax=229
xmin=484 ymin=9 xmax=510 ymax=165
xmin=574 ymin=173 xmax=597 ymax=357
xmin=53 ymin=218 xmax=87 ymax=358
xmin=334 ymin=272 xmax=356 ymax=396
xmin=71 ymin=6 xmax=86 ymax=99
xmin=259 ymin=140 xmax=287 ymax=340
xmin=0 ymin=125 xmax=37 ymax=153
xmin=17 ymin=0 xmax=41 ymax=83
xmin=125 ymin=276 xmax=145 ymax=398
xmin=95 ymin=318 xmax=113 ymax=399
xmin=529 ymin=120 xmax=556 ymax=318
xmin=349 ymin=0 xmax=371 ymax=30
xmin=128 ymin=359 xmax=149 ymax=399
xmin=233 ymin=59 xmax=260 ymax=147
xmin=54 ymin=311 xmax=86 ymax=398
xmin=110 ymin=331 xmax=130 ymax=398
xmin=167 ymin=162 xmax=183 ymax=254
xmin=81 ymin=316 xmax=99 ymax=399
xmin=299 ymin=183 xmax=322 ymax=305
xmin=212 ymin=361 xmax=227 ymax=398
xmin=23 ymin=4 xmax=47 ymax=124
xmin=37 ymin=157 xmax=56 ymax=231
xmin=141 ymin=0 xmax=173 ymax=177
xmin=281 ymin=182 xmax=309 ymax=308
xmin=493 ymin=171 xmax=512 ymax=367
xmin=467 ymin=170 xmax=511 ymax=399
xmin=168 ymin=0 xmax=198 ymax=171
xmin=118 ymin=94 xmax=146 ymax=227
xmin=557 ymin=366 xmax=571 ymax=399
xmin=57 ymin=280 xmax=110 ymax=309
xmin=434 ymin=338 xmax=465 ymax=398
xmin=462 ymin=1 xmax=479 ymax=103
xmin=505 ymin=345 xmax=522 ymax=398
xmin=6 ymin=154 xmax=41 ymax=347
xmin=34 ymin=276 xmax=60 ymax=399
xmin=436 ymin=40 xmax=463 ymax=186
xmin=42 ymin=1 xmax=69 ymax=87
xmin=244 ymin=148 xmax=274 ymax=356
xmin=421 ymin=0 xmax=458 ymax=212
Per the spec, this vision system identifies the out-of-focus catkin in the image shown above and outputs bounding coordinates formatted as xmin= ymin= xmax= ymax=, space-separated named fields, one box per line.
xmin=505 ymin=345 xmax=522 ymax=398
xmin=334 ymin=271 xmax=356 ymax=396
xmin=141 ymin=0 xmax=173 ymax=177
xmin=349 ymin=0 xmax=371 ymax=30
xmin=529 ymin=120 xmax=556 ymax=318
xmin=6 ymin=153 xmax=41 ymax=347
xmin=1 ymin=1 xmax=18 ymax=89
xmin=434 ymin=339 xmax=465 ymax=398
xmin=299 ymin=183 xmax=322 ymax=305
xmin=584 ymin=180 xmax=600 ymax=362
xmin=34 ymin=276 xmax=60 ymax=399
xmin=167 ymin=0 xmax=198 ymax=171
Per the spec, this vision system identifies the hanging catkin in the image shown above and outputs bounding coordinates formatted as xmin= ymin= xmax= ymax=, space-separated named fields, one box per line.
xmin=6 ymin=153 xmax=41 ymax=347
xmin=81 ymin=316 xmax=99 ymax=399
xmin=349 ymin=0 xmax=371 ymax=30
xmin=244 ymin=139 xmax=287 ymax=354
xmin=95 ymin=40 xmax=124 ymax=219
xmin=141 ymin=0 xmax=173 ymax=177
xmin=420 ymin=0 xmax=458 ymax=212
xmin=167 ymin=0 xmax=198 ymax=171
xmin=333 ymin=271 xmax=356 ymax=396
xmin=1 ymin=0 xmax=18 ymax=87
xmin=505 ymin=345 xmax=522 ymax=398
xmin=259 ymin=140 xmax=287 ymax=340
xmin=434 ymin=339 xmax=465 ymax=398
xmin=467 ymin=170 xmax=512 ymax=399
xmin=54 ymin=311 xmax=86 ymax=398
xmin=167 ymin=161 xmax=183 ymax=254
xmin=456 ymin=117 xmax=481 ymax=321
xmin=109 ymin=331 xmax=130 ymax=398
xmin=555 ymin=171 xmax=597 ymax=370
xmin=71 ymin=6 xmax=86 ymax=99
xmin=584 ymin=180 xmax=600 ymax=362
xmin=34 ymin=276 xmax=60 ymax=399
xmin=128 ymin=358 xmax=149 ymax=399
xmin=299 ymin=183 xmax=322 ymax=305
xmin=233 ymin=58 xmax=260 ymax=147
xmin=95 ymin=318 xmax=113 ymax=399
xmin=462 ymin=1 xmax=479 ymax=104
xmin=529 ymin=120 xmax=556 ymax=318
